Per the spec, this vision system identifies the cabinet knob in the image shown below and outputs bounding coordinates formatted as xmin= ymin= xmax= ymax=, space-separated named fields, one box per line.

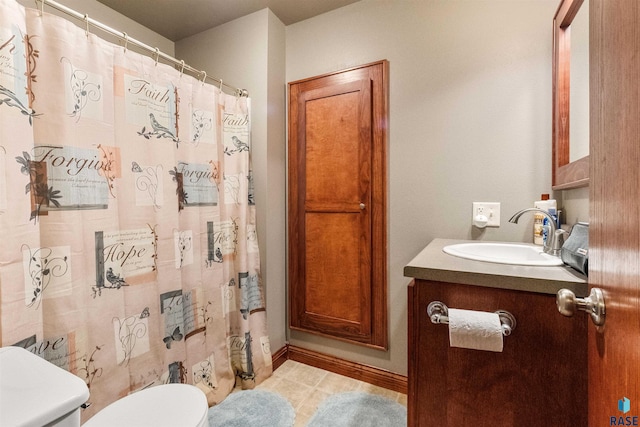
xmin=556 ymin=287 xmax=606 ymax=326
xmin=359 ymin=203 xmax=366 ymax=210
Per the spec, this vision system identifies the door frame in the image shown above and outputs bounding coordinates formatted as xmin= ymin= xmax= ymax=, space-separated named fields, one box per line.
xmin=287 ymin=60 xmax=389 ymax=350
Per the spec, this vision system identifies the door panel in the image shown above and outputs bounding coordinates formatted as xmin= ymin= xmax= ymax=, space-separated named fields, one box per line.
xmin=304 ymin=84 xmax=366 ymax=206
xmin=288 ymin=61 xmax=388 ymax=349
xmin=589 ymin=0 xmax=640 ymax=424
xmin=304 ymin=212 xmax=362 ymax=322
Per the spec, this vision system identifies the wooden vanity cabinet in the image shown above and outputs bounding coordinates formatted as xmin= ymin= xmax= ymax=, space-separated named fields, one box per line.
xmin=408 ymin=279 xmax=587 ymax=427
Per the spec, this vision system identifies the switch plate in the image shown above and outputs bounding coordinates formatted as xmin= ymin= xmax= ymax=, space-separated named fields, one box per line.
xmin=473 ymin=202 xmax=501 ymax=227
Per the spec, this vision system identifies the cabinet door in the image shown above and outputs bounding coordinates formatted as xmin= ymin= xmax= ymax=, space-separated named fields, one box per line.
xmin=408 ymin=280 xmax=587 ymax=426
xmin=288 ymin=61 xmax=388 ymax=349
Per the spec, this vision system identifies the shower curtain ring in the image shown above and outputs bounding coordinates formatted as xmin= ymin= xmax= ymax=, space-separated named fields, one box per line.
xmin=179 ymin=60 xmax=185 ymax=77
xmin=201 ymin=71 xmax=207 ymax=85
xmin=154 ymin=48 xmax=160 ymax=66
xmin=122 ymin=32 xmax=129 ymax=53
xmin=219 ymin=79 xmax=223 ymax=91
xmin=36 ymin=0 xmax=44 ymax=16
xmin=84 ymin=14 xmax=90 ymax=37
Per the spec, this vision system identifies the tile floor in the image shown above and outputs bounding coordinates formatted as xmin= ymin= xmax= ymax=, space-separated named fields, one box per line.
xmin=250 ymin=360 xmax=407 ymax=426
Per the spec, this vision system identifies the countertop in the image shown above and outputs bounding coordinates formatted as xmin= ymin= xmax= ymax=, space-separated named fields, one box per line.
xmin=404 ymin=238 xmax=588 ymax=296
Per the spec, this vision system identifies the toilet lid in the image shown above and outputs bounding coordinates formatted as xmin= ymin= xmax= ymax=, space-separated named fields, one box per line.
xmin=0 ymin=347 xmax=90 ymax=427
xmin=84 ymin=384 xmax=209 ymax=427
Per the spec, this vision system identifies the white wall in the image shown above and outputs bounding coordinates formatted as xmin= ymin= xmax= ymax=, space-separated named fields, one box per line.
xmin=286 ymin=0 xmax=562 ymax=375
xmin=560 ymin=186 xmax=589 ymax=224
xmin=175 ymin=9 xmax=288 ymax=354
xmin=265 ymin=10 xmax=288 ymax=354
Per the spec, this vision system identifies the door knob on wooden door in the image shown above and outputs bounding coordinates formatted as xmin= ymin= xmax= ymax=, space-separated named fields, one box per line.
xmin=556 ymin=287 xmax=606 ymax=326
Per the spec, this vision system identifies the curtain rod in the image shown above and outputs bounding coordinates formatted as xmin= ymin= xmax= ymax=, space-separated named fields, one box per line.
xmin=34 ymin=0 xmax=249 ymax=97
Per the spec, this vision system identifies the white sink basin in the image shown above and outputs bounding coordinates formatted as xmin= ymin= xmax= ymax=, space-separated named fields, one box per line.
xmin=443 ymin=242 xmax=563 ymax=266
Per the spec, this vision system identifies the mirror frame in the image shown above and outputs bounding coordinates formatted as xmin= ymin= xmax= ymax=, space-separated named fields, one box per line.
xmin=552 ymin=0 xmax=589 ymax=190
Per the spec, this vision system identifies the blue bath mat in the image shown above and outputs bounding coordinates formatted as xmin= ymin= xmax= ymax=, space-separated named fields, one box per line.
xmin=306 ymin=391 xmax=406 ymax=427
xmin=207 ymin=389 xmax=295 ymax=427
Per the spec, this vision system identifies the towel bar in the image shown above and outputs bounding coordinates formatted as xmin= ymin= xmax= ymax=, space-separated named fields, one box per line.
xmin=426 ymin=301 xmax=516 ymax=336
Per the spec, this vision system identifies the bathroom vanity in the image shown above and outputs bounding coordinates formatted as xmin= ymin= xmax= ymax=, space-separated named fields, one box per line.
xmin=405 ymin=239 xmax=588 ymax=427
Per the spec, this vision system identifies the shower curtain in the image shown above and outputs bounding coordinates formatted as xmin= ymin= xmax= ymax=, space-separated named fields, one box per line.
xmin=0 ymin=0 xmax=272 ymax=421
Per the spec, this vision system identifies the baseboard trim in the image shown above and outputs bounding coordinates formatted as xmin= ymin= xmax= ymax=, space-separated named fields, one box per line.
xmin=271 ymin=344 xmax=288 ymax=371
xmin=281 ymin=344 xmax=407 ymax=394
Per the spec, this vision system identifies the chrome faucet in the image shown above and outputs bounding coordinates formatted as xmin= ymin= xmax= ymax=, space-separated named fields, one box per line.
xmin=508 ymin=208 xmax=567 ymax=257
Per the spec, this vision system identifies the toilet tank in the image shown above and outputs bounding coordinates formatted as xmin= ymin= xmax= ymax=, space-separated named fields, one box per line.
xmin=0 ymin=346 xmax=90 ymax=427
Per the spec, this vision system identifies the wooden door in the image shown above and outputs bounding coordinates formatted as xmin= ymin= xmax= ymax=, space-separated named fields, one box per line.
xmin=288 ymin=61 xmax=388 ymax=349
xmin=589 ymin=0 xmax=640 ymax=424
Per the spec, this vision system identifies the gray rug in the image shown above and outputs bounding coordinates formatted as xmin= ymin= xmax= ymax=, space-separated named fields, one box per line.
xmin=208 ymin=389 xmax=295 ymax=427
xmin=306 ymin=391 xmax=407 ymax=427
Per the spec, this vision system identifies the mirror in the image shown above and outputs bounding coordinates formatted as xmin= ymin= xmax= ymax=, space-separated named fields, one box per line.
xmin=552 ymin=0 xmax=589 ymax=189
xmin=569 ymin=0 xmax=589 ymax=162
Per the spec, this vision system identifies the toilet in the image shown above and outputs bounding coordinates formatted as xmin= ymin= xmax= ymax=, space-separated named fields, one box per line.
xmin=0 ymin=346 xmax=209 ymax=427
